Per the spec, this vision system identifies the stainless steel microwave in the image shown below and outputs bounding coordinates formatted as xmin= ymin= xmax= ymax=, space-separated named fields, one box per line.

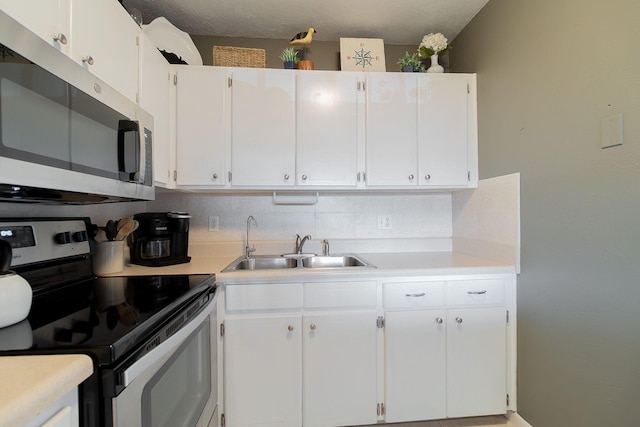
xmin=0 ymin=10 xmax=154 ymax=203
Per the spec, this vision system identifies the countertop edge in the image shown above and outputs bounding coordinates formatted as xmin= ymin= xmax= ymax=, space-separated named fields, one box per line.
xmin=0 ymin=354 xmax=93 ymax=427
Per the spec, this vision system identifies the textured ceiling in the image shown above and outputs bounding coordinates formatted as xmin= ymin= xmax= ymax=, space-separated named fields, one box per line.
xmin=123 ymin=0 xmax=490 ymax=45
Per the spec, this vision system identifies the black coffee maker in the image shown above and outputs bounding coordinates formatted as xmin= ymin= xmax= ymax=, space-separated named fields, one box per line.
xmin=130 ymin=212 xmax=192 ymax=266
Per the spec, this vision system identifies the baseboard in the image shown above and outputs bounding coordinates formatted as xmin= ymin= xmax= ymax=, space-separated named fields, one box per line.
xmin=507 ymin=411 xmax=533 ymax=427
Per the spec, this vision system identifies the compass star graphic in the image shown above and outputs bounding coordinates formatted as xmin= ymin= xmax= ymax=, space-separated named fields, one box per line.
xmin=353 ymin=48 xmax=373 ymax=69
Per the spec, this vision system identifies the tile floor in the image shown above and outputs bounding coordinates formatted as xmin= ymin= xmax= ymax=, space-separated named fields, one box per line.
xmin=352 ymin=414 xmax=512 ymax=427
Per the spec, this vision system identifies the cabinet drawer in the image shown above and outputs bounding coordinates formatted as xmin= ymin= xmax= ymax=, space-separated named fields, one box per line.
xmin=225 ymin=283 xmax=303 ymax=311
xmin=446 ymin=279 xmax=505 ymax=306
xmin=304 ymin=281 xmax=377 ymax=308
xmin=383 ymin=281 xmax=445 ymax=308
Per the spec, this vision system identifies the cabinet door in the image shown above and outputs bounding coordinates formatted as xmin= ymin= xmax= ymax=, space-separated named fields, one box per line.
xmin=175 ymin=66 xmax=227 ymax=187
xmin=230 ymin=68 xmax=295 ymax=186
xmin=296 ymin=71 xmax=361 ymax=187
xmin=71 ymin=0 xmax=139 ymax=102
xmin=224 ymin=316 xmax=302 ymax=427
xmin=365 ymin=73 xmax=418 ymax=187
xmin=139 ymin=36 xmax=171 ymax=187
xmin=303 ymin=312 xmax=378 ymax=427
xmin=417 ymin=76 xmax=469 ymax=187
xmin=446 ymin=307 xmax=507 ymax=418
xmin=384 ymin=309 xmax=446 ymax=422
xmin=0 ymin=0 xmax=70 ymax=54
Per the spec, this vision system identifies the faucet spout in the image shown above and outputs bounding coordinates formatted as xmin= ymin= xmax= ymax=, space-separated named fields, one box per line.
xmin=295 ymin=234 xmax=312 ymax=254
xmin=245 ymin=215 xmax=257 ymax=258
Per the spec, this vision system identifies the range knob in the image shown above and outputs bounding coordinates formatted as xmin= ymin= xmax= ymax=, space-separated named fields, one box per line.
xmin=72 ymin=231 xmax=88 ymax=242
xmin=54 ymin=231 xmax=71 ymax=244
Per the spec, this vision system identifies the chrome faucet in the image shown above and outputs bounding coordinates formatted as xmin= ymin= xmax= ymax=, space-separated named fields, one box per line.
xmin=295 ymin=234 xmax=312 ymax=254
xmin=321 ymin=239 xmax=330 ymax=256
xmin=245 ymin=215 xmax=257 ymax=258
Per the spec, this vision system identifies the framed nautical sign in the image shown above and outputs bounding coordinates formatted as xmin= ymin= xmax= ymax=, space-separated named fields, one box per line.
xmin=340 ymin=38 xmax=386 ymax=72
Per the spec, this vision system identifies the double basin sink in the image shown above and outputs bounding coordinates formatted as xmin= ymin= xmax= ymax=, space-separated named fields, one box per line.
xmin=222 ymin=254 xmax=375 ymax=272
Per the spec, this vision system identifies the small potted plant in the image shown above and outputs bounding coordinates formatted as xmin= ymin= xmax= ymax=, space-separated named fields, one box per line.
xmin=397 ymin=51 xmax=425 ymax=72
xmin=279 ymin=47 xmax=299 ymax=69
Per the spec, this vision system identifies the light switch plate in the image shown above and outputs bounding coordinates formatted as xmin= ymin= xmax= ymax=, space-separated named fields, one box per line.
xmin=601 ymin=113 xmax=623 ymax=149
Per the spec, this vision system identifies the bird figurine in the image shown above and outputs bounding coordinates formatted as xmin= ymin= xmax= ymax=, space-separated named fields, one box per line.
xmin=290 ymin=28 xmax=317 ymax=46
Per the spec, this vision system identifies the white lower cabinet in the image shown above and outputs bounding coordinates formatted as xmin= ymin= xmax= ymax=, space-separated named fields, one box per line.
xmin=384 ymin=309 xmax=447 ymax=422
xmin=221 ymin=274 xmax=514 ymax=427
xmin=446 ymin=306 xmax=506 ymax=418
xmin=224 ymin=315 xmax=302 ymax=427
xmin=303 ymin=311 xmax=378 ymax=427
xmin=383 ymin=277 xmax=511 ymax=423
xmin=222 ymin=281 xmax=378 ymax=427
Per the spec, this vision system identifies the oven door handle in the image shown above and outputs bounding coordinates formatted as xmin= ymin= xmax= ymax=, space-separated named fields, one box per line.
xmin=121 ymin=296 xmax=214 ymax=387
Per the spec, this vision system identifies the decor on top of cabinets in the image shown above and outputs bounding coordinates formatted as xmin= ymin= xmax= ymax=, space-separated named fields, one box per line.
xmin=340 ymin=38 xmax=386 ymax=71
xmin=419 ymin=32 xmax=450 ymax=73
xmin=279 ymin=46 xmax=299 ymax=69
xmin=397 ymin=51 xmax=425 ymax=72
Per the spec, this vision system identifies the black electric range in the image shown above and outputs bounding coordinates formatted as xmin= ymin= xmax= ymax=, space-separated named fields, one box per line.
xmin=0 ymin=217 xmax=215 ymax=426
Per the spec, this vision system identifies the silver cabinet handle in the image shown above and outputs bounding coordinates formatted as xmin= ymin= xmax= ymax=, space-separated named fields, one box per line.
xmin=455 ymin=317 xmax=463 ymax=324
xmin=82 ymin=55 xmax=94 ymax=65
xmin=425 ymin=174 xmax=431 ymax=181
xmin=309 ymin=323 xmax=316 ymax=331
xmin=409 ymin=174 xmax=415 ymax=181
xmin=283 ymin=173 xmax=290 ymax=181
xmin=301 ymin=174 xmax=308 ymax=181
xmin=212 ymin=173 xmax=219 ymax=180
xmin=53 ymin=33 xmax=67 ymax=45
xmin=435 ymin=317 xmax=443 ymax=324
xmin=288 ymin=325 xmax=294 ymax=332
xmin=405 ymin=292 xmax=426 ymax=297
xmin=467 ymin=290 xmax=487 ymax=295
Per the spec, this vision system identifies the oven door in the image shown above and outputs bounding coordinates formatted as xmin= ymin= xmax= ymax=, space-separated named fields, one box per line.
xmin=112 ymin=294 xmax=218 ymax=427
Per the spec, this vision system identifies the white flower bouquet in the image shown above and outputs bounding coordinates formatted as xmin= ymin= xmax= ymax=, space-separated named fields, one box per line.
xmin=419 ymin=32 xmax=451 ymax=58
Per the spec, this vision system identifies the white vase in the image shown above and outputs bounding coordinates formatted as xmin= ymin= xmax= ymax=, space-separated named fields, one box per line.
xmin=427 ymin=53 xmax=444 ymax=73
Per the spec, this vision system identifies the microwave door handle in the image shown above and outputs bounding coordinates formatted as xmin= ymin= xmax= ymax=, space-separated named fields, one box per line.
xmin=117 ymin=120 xmax=141 ymax=182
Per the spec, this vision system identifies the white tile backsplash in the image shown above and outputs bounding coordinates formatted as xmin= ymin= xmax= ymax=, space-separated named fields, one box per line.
xmin=0 ymin=191 xmax=454 ymax=252
xmin=155 ymin=192 xmax=453 ymax=244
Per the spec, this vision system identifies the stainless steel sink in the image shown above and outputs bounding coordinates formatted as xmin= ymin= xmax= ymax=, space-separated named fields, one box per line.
xmin=301 ymin=255 xmax=371 ymax=268
xmin=221 ymin=255 xmax=297 ymax=272
xmin=221 ymin=254 xmax=375 ymax=272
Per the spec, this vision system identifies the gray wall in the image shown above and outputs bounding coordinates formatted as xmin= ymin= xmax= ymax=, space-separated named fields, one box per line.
xmin=450 ymin=1 xmax=640 ymax=426
xmin=190 ymin=35 xmax=436 ymax=72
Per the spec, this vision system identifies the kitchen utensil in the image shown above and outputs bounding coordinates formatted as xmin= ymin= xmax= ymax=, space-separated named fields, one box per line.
xmin=104 ymin=220 xmax=117 ymax=241
xmin=0 ymin=240 xmax=33 ymax=328
xmin=115 ymin=217 xmax=136 ymax=241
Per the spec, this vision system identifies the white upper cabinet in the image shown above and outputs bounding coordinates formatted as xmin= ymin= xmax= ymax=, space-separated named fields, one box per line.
xmin=1 ymin=0 xmax=140 ymax=102
xmin=296 ymin=71 xmax=362 ymax=187
xmin=229 ymin=68 xmax=296 ymax=187
xmin=0 ymin=0 xmax=70 ymax=55
xmin=71 ymin=0 xmax=139 ymax=102
xmin=139 ymin=36 xmax=171 ymax=187
xmin=174 ymin=66 xmax=227 ymax=187
xmin=365 ymin=73 xmax=419 ymax=187
xmin=418 ymin=75 xmax=471 ymax=187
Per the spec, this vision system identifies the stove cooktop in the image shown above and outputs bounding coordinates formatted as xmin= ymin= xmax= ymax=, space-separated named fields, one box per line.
xmin=0 ymin=273 xmax=215 ymax=365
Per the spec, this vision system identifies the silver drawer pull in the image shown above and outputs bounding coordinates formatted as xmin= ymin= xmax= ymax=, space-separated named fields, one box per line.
xmin=287 ymin=325 xmax=294 ymax=332
xmin=405 ymin=292 xmax=426 ymax=297
xmin=467 ymin=290 xmax=487 ymax=295
xmin=435 ymin=317 xmax=443 ymax=324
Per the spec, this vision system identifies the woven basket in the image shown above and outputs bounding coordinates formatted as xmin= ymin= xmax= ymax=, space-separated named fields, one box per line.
xmin=213 ymin=46 xmax=266 ymax=68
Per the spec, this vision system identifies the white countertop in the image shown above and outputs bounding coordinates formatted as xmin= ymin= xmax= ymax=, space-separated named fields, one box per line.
xmin=102 ymin=250 xmax=515 ymax=282
xmin=0 ymin=354 xmax=93 ymax=427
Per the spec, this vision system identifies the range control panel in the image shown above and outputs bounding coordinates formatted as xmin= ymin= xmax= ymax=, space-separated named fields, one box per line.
xmin=0 ymin=219 xmax=91 ymax=267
